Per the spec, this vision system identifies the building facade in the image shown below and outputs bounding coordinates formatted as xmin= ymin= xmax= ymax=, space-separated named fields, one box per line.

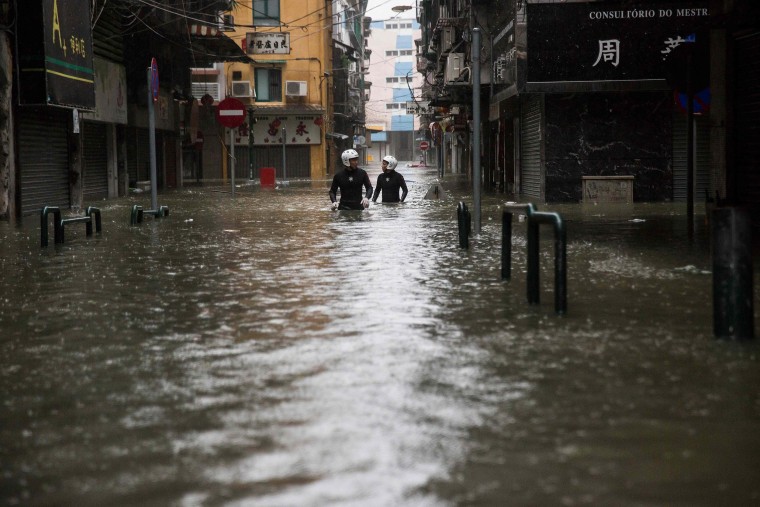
xmin=365 ymin=14 xmax=423 ymax=163
xmin=417 ymin=0 xmax=760 ymax=227
xmin=329 ymin=0 xmax=371 ymax=169
xmin=0 ymin=0 xmax=246 ymax=221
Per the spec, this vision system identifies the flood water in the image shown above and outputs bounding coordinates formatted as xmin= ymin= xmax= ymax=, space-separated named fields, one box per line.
xmin=1 ymin=165 xmax=759 ymax=506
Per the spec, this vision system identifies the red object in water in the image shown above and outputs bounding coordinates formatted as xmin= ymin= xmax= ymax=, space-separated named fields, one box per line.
xmin=260 ymin=167 xmax=276 ymax=188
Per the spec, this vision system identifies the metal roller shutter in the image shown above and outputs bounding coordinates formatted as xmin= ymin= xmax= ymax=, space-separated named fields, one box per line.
xmin=83 ymin=122 xmax=108 ymax=201
xmin=520 ymin=94 xmax=543 ymax=199
xmin=18 ymin=109 xmax=70 ymax=215
xmin=251 ymin=146 xmax=311 ymax=179
xmin=672 ymin=113 xmax=710 ymax=202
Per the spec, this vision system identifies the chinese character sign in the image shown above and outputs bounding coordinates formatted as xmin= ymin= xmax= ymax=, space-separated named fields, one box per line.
xmin=246 ymin=32 xmax=291 ymax=55
xmin=17 ymin=0 xmax=95 ymax=107
xmin=526 ymin=2 xmax=708 ymax=83
xmin=593 ymin=40 xmax=620 ymax=67
xmin=234 ymin=115 xmax=322 ymax=145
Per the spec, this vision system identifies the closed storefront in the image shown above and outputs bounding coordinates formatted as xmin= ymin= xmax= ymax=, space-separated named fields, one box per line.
xmin=232 ymin=146 xmax=312 ymax=180
xmin=127 ymin=127 xmax=163 ymax=187
xmin=82 ymin=122 xmax=109 ymax=201
xmin=18 ymin=108 xmax=70 ymax=215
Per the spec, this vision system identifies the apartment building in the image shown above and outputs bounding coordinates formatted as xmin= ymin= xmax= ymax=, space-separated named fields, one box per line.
xmin=365 ymin=14 xmax=423 ymax=162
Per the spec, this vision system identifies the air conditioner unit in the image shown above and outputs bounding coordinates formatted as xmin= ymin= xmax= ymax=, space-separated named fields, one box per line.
xmin=445 ymin=53 xmax=465 ymax=83
xmin=231 ymin=81 xmax=252 ymax=97
xmin=285 ymin=81 xmax=307 ymax=97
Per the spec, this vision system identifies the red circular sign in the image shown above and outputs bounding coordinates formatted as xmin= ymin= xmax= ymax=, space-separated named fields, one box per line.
xmin=420 ymin=141 xmax=430 ymax=151
xmin=215 ymin=97 xmax=247 ymax=128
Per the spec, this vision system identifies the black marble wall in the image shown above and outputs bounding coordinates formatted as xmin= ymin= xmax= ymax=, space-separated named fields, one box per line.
xmin=544 ymin=92 xmax=673 ymax=202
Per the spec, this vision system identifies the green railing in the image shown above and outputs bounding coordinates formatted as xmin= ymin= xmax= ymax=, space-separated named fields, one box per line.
xmin=130 ymin=205 xmax=169 ymax=225
xmin=40 ymin=206 xmax=102 ymax=247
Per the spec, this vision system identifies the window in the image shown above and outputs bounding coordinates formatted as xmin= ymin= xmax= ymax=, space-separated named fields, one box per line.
xmin=400 ymin=50 xmax=413 ymax=56
xmin=386 ymin=77 xmax=398 ymax=83
xmin=386 ymin=103 xmax=400 ymax=109
xmin=393 ymin=88 xmax=412 ymax=103
xmin=386 ymin=50 xmax=399 ymax=57
xmin=386 ymin=23 xmax=397 ymax=29
xmin=394 ymin=61 xmax=413 ymax=77
xmin=391 ymin=114 xmax=414 ymax=131
xmin=255 ymin=68 xmax=281 ymax=102
xmin=253 ymin=0 xmax=280 ymax=26
xmin=396 ymin=35 xmax=413 ymax=50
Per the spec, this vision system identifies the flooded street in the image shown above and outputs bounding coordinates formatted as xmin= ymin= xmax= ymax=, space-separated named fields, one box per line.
xmin=1 ymin=165 xmax=759 ymax=506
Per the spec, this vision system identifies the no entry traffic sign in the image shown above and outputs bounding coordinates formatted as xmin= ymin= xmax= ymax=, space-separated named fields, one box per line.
xmin=216 ymin=97 xmax=246 ymax=128
xmin=149 ymin=58 xmax=159 ymax=103
xmin=420 ymin=141 xmax=430 ymax=151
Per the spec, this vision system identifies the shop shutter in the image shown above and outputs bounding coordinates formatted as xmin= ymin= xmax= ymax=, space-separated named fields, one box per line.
xmin=18 ymin=109 xmax=70 ymax=215
xmin=251 ymin=146 xmax=311 ymax=179
xmin=82 ymin=122 xmax=109 ymax=201
xmin=520 ymin=94 xmax=543 ymax=199
xmin=672 ymin=113 xmax=710 ymax=202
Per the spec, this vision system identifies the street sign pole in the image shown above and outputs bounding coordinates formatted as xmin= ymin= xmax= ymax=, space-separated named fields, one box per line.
xmin=230 ymin=127 xmax=235 ymax=197
xmin=472 ymin=28 xmax=482 ymax=235
xmin=214 ymin=97 xmax=247 ymax=194
xmin=281 ymin=127 xmax=287 ymax=184
xmin=147 ymin=63 xmax=158 ymax=211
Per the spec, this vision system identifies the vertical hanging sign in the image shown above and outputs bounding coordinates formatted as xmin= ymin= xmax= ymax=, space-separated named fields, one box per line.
xmin=19 ymin=0 xmax=95 ymax=107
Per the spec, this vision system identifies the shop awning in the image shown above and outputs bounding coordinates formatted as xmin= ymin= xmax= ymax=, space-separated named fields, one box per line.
xmin=188 ymin=25 xmax=251 ymax=65
xmin=253 ymin=104 xmax=325 ymax=115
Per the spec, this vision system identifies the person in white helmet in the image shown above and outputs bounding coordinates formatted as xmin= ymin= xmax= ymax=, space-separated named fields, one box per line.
xmin=329 ymin=149 xmax=373 ymax=210
xmin=372 ymin=155 xmax=408 ymax=203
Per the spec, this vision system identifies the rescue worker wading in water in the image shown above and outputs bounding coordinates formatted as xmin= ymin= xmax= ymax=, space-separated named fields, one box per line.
xmin=329 ymin=149 xmax=373 ymax=210
xmin=372 ymin=155 xmax=408 ymax=203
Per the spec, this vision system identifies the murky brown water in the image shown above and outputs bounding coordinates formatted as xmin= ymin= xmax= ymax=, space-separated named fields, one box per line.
xmin=1 ymin=165 xmax=759 ymax=506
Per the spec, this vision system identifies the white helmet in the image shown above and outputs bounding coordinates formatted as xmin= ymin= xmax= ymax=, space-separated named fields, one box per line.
xmin=382 ymin=155 xmax=398 ymax=170
xmin=341 ymin=149 xmax=359 ymax=167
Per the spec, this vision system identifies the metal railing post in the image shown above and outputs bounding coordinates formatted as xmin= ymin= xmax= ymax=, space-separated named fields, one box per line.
xmin=527 ymin=217 xmax=540 ymax=305
xmin=457 ymin=201 xmax=470 ymax=249
xmin=40 ymin=206 xmax=61 ymax=248
xmin=502 ymin=203 xmax=567 ymax=315
xmin=501 ymin=209 xmax=513 ymax=280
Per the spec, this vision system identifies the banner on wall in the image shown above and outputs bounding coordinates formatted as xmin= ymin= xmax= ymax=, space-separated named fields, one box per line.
xmin=233 ymin=115 xmax=323 ymax=145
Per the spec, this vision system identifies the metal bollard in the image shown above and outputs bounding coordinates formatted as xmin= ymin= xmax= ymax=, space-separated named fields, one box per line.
xmin=712 ymin=207 xmax=754 ymax=340
xmin=130 ymin=205 xmax=144 ymax=225
xmin=457 ymin=202 xmax=470 ymax=249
